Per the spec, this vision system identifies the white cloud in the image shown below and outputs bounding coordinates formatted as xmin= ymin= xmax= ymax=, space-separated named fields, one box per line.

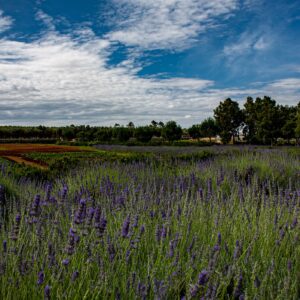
xmin=35 ymin=10 xmax=56 ymax=31
xmin=106 ymin=0 xmax=238 ymax=51
xmin=0 ymin=9 xmax=298 ymax=126
xmin=266 ymin=78 xmax=300 ymax=91
xmin=224 ymin=31 xmax=271 ymax=58
xmin=0 ymin=10 xmax=13 ymax=33
xmin=0 ymin=25 xmax=218 ymax=125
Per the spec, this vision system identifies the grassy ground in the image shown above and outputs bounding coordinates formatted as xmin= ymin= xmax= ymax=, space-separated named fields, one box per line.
xmin=0 ymin=146 xmax=299 ymax=299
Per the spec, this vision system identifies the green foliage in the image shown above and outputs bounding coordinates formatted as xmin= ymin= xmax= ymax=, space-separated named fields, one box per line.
xmin=113 ymin=127 xmax=133 ymax=142
xmin=199 ymin=118 xmax=218 ymax=142
xmin=134 ymin=126 xmax=155 ymax=143
xmin=214 ymin=98 xmax=243 ymax=144
xmin=162 ymin=121 xmax=182 ymax=141
xmin=188 ymin=124 xmax=201 ymax=139
xmin=295 ymin=104 xmax=300 ymax=141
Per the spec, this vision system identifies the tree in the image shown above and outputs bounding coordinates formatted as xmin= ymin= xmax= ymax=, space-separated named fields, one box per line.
xmin=150 ymin=120 xmax=158 ymax=127
xmin=295 ymin=103 xmax=300 ymax=145
xmin=279 ymin=105 xmax=297 ymax=142
xmin=188 ymin=124 xmax=201 ymax=140
xmin=127 ymin=122 xmax=135 ymax=128
xmin=134 ymin=126 xmax=154 ymax=143
xmin=200 ymin=118 xmax=218 ymax=143
xmin=214 ymin=98 xmax=243 ymax=144
xmin=254 ymin=96 xmax=280 ymax=145
xmin=113 ymin=127 xmax=132 ymax=142
xmin=162 ymin=121 xmax=182 ymax=141
xmin=243 ymin=97 xmax=257 ymax=143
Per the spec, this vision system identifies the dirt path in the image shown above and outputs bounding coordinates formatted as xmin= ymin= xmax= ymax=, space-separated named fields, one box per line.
xmin=3 ymin=156 xmax=48 ymax=169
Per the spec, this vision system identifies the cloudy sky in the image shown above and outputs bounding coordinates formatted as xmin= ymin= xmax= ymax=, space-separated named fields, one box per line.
xmin=0 ymin=0 xmax=299 ymax=126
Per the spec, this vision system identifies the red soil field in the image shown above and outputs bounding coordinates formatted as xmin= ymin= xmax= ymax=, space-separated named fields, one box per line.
xmin=0 ymin=144 xmax=88 ymax=155
xmin=0 ymin=144 xmax=91 ymax=168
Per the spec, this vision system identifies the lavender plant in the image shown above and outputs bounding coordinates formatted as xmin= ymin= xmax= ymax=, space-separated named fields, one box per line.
xmin=0 ymin=147 xmax=299 ymax=299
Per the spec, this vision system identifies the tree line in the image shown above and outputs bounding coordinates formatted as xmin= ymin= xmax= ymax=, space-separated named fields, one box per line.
xmin=0 ymin=96 xmax=299 ymax=145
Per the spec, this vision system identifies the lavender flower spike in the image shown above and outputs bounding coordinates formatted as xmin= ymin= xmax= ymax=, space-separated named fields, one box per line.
xmin=44 ymin=285 xmax=51 ymax=299
xmin=37 ymin=271 xmax=45 ymax=285
xmin=121 ymin=215 xmax=130 ymax=238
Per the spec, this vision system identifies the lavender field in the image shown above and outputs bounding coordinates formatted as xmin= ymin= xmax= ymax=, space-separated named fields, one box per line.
xmin=0 ymin=147 xmax=299 ymax=299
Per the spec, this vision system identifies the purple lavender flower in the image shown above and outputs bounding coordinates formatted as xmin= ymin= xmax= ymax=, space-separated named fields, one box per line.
xmin=161 ymin=225 xmax=167 ymax=240
xmin=45 ymin=183 xmax=52 ymax=202
xmin=16 ymin=213 xmax=21 ymax=223
xmin=121 ymin=215 xmax=130 ymax=238
xmin=217 ymin=232 xmax=222 ymax=245
xmin=291 ymin=218 xmax=298 ymax=229
xmin=155 ymin=225 xmax=161 ymax=242
xmin=234 ymin=274 xmax=243 ymax=299
xmin=3 ymin=240 xmax=7 ymax=253
xmin=71 ymin=270 xmax=79 ymax=281
xmin=132 ymin=215 xmax=139 ymax=228
xmin=74 ymin=199 xmax=87 ymax=224
xmin=30 ymin=195 xmax=41 ymax=217
xmin=65 ymin=228 xmax=77 ymax=255
xmin=233 ymin=240 xmax=241 ymax=259
xmin=198 ymin=270 xmax=209 ymax=286
xmin=169 ymin=240 xmax=175 ymax=258
xmin=108 ymin=242 xmax=116 ymax=262
xmin=11 ymin=214 xmax=21 ymax=241
xmin=62 ymin=259 xmax=70 ymax=266
xmin=95 ymin=215 xmax=107 ymax=237
xmin=190 ymin=284 xmax=199 ymax=297
xmin=37 ymin=271 xmax=44 ymax=285
xmin=44 ymin=285 xmax=50 ymax=299
xmin=140 ymin=225 xmax=145 ymax=235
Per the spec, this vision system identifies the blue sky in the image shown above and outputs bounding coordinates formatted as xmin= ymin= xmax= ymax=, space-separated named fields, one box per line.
xmin=0 ymin=0 xmax=299 ymax=126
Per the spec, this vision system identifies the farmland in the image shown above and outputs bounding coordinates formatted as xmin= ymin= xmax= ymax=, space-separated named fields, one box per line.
xmin=0 ymin=145 xmax=299 ymax=299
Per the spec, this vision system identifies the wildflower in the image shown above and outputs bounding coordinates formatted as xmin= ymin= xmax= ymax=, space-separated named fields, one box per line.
xmin=3 ymin=240 xmax=7 ymax=253
xmin=65 ymin=228 xmax=77 ymax=255
xmin=233 ymin=274 xmax=243 ymax=299
xmin=132 ymin=215 xmax=139 ymax=228
xmin=95 ymin=215 xmax=107 ymax=237
xmin=190 ymin=284 xmax=199 ymax=297
xmin=198 ymin=270 xmax=209 ymax=286
xmin=217 ymin=232 xmax=222 ymax=245
xmin=121 ymin=215 xmax=130 ymax=238
xmin=155 ymin=225 xmax=161 ymax=242
xmin=161 ymin=225 xmax=167 ymax=240
xmin=45 ymin=183 xmax=52 ymax=202
xmin=233 ymin=240 xmax=241 ymax=260
xmin=30 ymin=195 xmax=41 ymax=217
xmin=37 ymin=271 xmax=44 ymax=285
xmin=108 ymin=241 xmax=116 ymax=262
xmin=11 ymin=213 xmax=21 ymax=241
xmin=291 ymin=218 xmax=298 ymax=229
xmin=169 ymin=240 xmax=175 ymax=258
xmin=44 ymin=285 xmax=50 ymax=299
xmin=140 ymin=225 xmax=145 ymax=235
xmin=71 ymin=270 xmax=79 ymax=281
xmin=62 ymin=259 xmax=70 ymax=266
xmin=74 ymin=199 xmax=86 ymax=224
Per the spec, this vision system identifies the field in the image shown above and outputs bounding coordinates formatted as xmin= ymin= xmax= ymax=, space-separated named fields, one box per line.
xmin=0 ymin=144 xmax=93 ymax=169
xmin=0 ymin=145 xmax=299 ymax=299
